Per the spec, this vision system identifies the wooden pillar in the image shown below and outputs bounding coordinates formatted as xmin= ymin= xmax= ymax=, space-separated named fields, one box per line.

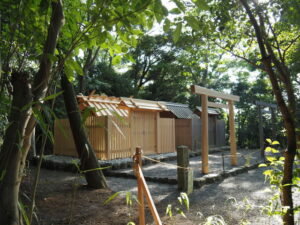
xmin=201 ymin=94 xmax=209 ymax=174
xmin=156 ymin=113 xmax=161 ymax=153
xmin=105 ymin=116 xmax=112 ymax=160
xmin=177 ymin=146 xmax=193 ymax=194
xmin=135 ymin=147 xmax=145 ymax=225
xmin=258 ymin=105 xmax=264 ymax=158
xmin=271 ymin=107 xmax=276 ymax=139
xmin=228 ymin=100 xmax=237 ymax=166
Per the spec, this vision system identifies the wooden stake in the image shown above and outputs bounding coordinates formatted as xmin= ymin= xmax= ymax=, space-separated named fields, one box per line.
xmin=201 ymin=94 xmax=209 ymax=174
xmin=258 ymin=105 xmax=264 ymax=158
xmin=137 ymin=165 xmax=162 ymax=225
xmin=135 ymin=147 xmax=145 ymax=225
xmin=228 ymin=100 xmax=237 ymax=166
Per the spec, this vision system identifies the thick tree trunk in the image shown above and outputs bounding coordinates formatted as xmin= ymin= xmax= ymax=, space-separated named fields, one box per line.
xmin=0 ymin=1 xmax=64 ymax=224
xmin=61 ymin=73 xmax=108 ymax=189
xmin=0 ymin=72 xmax=32 ymax=225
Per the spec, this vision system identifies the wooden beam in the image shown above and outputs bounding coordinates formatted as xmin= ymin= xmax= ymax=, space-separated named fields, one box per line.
xmin=207 ymin=101 xmax=229 ymax=109
xmin=138 ymin=165 xmax=162 ymax=225
xmin=201 ymin=95 xmax=209 ymax=174
xmin=135 ymin=147 xmax=145 ymax=225
xmin=191 ymin=85 xmax=240 ymax=102
xmin=258 ymin=106 xmax=264 ymax=158
xmin=228 ymin=101 xmax=237 ymax=166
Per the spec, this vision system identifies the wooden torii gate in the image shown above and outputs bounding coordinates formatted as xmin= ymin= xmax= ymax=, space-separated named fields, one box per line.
xmin=191 ymin=85 xmax=240 ymax=174
xmin=255 ymin=100 xmax=277 ymax=158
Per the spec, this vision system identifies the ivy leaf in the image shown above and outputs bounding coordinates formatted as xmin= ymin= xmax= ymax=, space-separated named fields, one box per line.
xmin=173 ymin=22 xmax=182 ymax=43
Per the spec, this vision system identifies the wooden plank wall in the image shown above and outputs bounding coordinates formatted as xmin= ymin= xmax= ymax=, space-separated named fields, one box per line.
xmin=159 ymin=118 xmax=176 ymax=153
xmin=86 ymin=117 xmax=106 ymax=159
xmin=192 ymin=117 xmax=201 ymax=151
xmin=54 ymin=113 xmax=176 ymax=160
xmin=109 ymin=116 xmax=131 ymax=159
xmin=216 ymin=119 xmax=226 ymax=146
xmin=175 ymin=119 xmax=192 ymax=150
xmin=54 ymin=119 xmax=78 ymax=157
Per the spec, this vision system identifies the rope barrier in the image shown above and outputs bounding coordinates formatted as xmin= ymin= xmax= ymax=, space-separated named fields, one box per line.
xmin=141 ymin=155 xmax=192 ymax=171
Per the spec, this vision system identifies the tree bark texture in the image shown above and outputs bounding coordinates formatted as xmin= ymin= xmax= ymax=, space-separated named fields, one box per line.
xmin=0 ymin=72 xmax=32 ymax=225
xmin=61 ymin=73 xmax=108 ymax=189
xmin=0 ymin=1 xmax=64 ymax=224
xmin=240 ymin=0 xmax=297 ymax=224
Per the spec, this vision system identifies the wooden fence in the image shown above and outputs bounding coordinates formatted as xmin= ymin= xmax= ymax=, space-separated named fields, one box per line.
xmin=54 ymin=114 xmax=175 ymax=160
xmin=175 ymin=118 xmax=226 ymax=151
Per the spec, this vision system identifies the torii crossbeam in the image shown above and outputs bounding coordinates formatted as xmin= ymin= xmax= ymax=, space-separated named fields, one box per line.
xmin=191 ymin=85 xmax=240 ymax=174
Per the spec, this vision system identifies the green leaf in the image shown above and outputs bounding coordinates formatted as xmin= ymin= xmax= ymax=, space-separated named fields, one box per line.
xmin=263 ymin=170 xmax=273 ymax=176
xmin=265 ymin=146 xmax=272 ymax=152
xmin=42 ymin=91 xmax=63 ymax=101
xmin=266 ymin=138 xmax=272 ymax=144
xmin=166 ymin=204 xmax=172 ymax=217
xmin=169 ymin=8 xmax=181 ymax=14
xmin=18 ymin=201 xmax=30 ymax=225
xmin=172 ymin=0 xmax=186 ymax=12
xmin=47 ymin=53 xmax=58 ymax=63
xmin=103 ymin=192 xmax=121 ymax=205
xmin=185 ymin=16 xmax=200 ymax=30
xmin=173 ymin=22 xmax=182 ymax=43
xmin=271 ymin=140 xmax=280 ymax=145
xmin=180 ymin=192 xmax=189 ymax=210
xmin=163 ymin=18 xmax=170 ymax=33
xmin=112 ymin=55 xmax=122 ymax=65
xmin=259 ymin=163 xmax=268 ymax=167
xmin=126 ymin=192 xmax=132 ymax=206
xmin=266 ymin=156 xmax=277 ymax=162
xmin=193 ymin=0 xmax=209 ymax=10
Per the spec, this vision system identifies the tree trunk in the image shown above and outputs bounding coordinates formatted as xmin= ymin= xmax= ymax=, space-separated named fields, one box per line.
xmin=239 ymin=1 xmax=297 ymax=224
xmin=61 ymin=72 xmax=108 ymax=189
xmin=0 ymin=1 xmax=64 ymax=224
xmin=0 ymin=72 xmax=32 ymax=225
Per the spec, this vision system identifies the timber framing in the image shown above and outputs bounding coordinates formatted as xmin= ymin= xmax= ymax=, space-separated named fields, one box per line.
xmin=191 ymin=85 xmax=240 ymax=102
xmin=191 ymin=85 xmax=240 ymax=174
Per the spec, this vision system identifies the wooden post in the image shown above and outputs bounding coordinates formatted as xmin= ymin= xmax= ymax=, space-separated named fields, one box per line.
xmin=258 ymin=105 xmax=264 ymax=158
xmin=177 ymin=146 xmax=193 ymax=194
xmin=135 ymin=147 xmax=145 ymax=225
xmin=271 ymin=107 xmax=276 ymax=139
xmin=201 ymin=94 xmax=209 ymax=174
xmin=156 ymin=113 xmax=161 ymax=153
xmin=105 ymin=116 xmax=112 ymax=160
xmin=228 ymin=100 xmax=237 ymax=166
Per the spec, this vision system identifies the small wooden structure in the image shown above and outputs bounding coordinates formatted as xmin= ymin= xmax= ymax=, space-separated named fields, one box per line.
xmin=160 ymin=102 xmax=226 ymax=151
xmin=194 ymin=106 xmax=226 ymax=147
xmin=191 ymin=85 xmax=240 ymax=174
xmin=54 ymin=96 xmax=176 ymax=160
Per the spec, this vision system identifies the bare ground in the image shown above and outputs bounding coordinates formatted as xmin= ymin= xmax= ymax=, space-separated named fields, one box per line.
xmin=21 ymin=166 xmax=300 ymax=225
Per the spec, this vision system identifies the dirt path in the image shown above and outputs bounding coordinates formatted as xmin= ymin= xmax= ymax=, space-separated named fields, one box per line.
xmin=22 ymin=165 xmax=299 ymax=224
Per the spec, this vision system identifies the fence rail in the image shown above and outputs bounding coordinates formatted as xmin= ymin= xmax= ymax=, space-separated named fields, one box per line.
xmin=54 ymin=115 xmax=175 ymax=160
xmin=134 ymin=147 xmax=162 ymax=225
